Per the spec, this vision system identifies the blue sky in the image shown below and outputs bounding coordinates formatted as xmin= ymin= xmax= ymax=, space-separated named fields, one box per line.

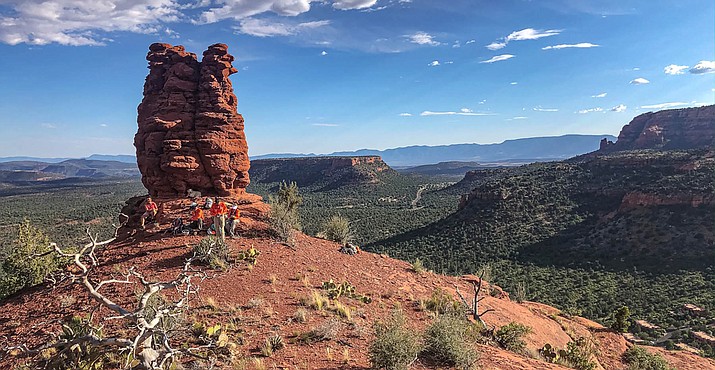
xmin=0 ymin=0 xmax=713 ymax=157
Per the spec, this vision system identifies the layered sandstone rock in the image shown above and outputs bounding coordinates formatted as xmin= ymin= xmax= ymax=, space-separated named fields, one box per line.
xmin=600 ymin=105 xmax=715 ymax=152
xmin=135 ymin=43 xmax=250 ymax=197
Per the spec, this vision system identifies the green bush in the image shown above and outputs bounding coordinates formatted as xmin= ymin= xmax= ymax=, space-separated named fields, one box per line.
xmin=193 ymin=236 xmax=229 ymax=270
xmin=623 ymin=346 xmax=673 ymax=370
xmin=317 ymin=215 xmax=352 ymax=246
xmin=611 ymin=306 xmax=632 ymax=333
xmin=268 ymin=181 xmax=302 ymax=244
xmin=559 ymin=337 xmax=596 ymax=370
xmin=494 ymin=322 xmax=532 ymax=353
xmin=369 ymin=310 xmax=422 ymax=370
xmin=0 ymin=220 xmax=62 ymax=299
xmin=424 ymin=288 xmax=463 ymax=315
xmin=422 ymin=314 xmax=479 ymax=369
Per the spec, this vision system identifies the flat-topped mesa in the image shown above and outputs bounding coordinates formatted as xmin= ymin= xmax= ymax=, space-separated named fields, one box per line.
xmin=135 ymin=43 xmax=250 ymax=197
xmin=599 ymin=105 xmax=715 ymax=152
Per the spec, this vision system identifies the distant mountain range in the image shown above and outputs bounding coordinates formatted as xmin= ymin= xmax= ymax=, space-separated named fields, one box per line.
xmin=252 ymin=134 xmax=616 ymax=167
xmin=0 ymin=159 xmax=140 ymax=181
xmin=0 ymin=134 xmax=615 ymax=169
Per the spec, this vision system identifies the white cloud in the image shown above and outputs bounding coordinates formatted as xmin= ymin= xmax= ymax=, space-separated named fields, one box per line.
xmin=399 ymin=113 xmax=412 ymax=117
xmin=592 ymin=92 xmax=607 ymax=98
xmin=420 ymin=110 xmax=494 ymax=116
xmin=460 ymin=108 xmax=472 ymax=113
xmin=486 ymin=41 xmax=506 ymax=50
xmin=611 ymin=104 xmax=627 ymax=112
xmin=428 ymin=60 xmax=440 ymax=66
xmin=632 ymin=67 xmax=640 ymax=71
xmin=533 ymin=107 xmax=558 ymax=112
xmin=510 ymin=82 xmax=518 ymax=85
xmin=465 ymin=39 xmax=476 ymax=44
xmin=333 ymin=0 xmax=378 ymax=10
xmin=664 ymin=64 xmax=688 ymax=75
xmin=640 ymin=102 xmax=689 ymax=109
xmin=312 ymin=123 xmax=339 ymax=127
xmin=480 ymin=54 xmax=515 ymax=64
xmin=542 ymin=42 xmax=599 ymax=50
xmin=511 ymin=116 xmax=528 ymax=120
xmin=689 ymin=60 xmax=715 ymax=74
xmin=100 ymin=123 xmax=109 ymax=127
xmin=409 ymin=32 xmax=441 ymax=46
xmin=41 ymin=123 xmax=57 ymax=129
xmin=577 ymin=107 xmax=603 ymax=114
xmin=485 ymin=28 xmax=560 ymax=51
xmin=321 ymin=50 xmax=328 ymax=56
xmin=507 ymin=28 xmax=561 ymax=41
xmin=452 ymin=41 xmax=461 ymax=48
xmin=236 ymin=18 xmax=330 ymax=37
xmin=0 ymin=0 xmax=182 ymax=46
xmin=630 ymin=77 xmax=650 ymax=85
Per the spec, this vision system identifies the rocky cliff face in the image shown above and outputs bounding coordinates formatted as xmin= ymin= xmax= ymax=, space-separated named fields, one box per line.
xmin=600 ymin=105 xmax=715 ymax=152
xmin=249 ymin=156 xmax=395 ymax=189
xmin=135 ymin=43 xmax=250 ymax=197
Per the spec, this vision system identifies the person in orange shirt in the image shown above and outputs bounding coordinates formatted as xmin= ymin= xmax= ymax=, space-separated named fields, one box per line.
xmin=140 ymin=196 xmax=158 ymax=229
xmin=188 ymin=203 xmax=204 ymax=231
xmin=210 ymin=197 xmax=228 ymax=240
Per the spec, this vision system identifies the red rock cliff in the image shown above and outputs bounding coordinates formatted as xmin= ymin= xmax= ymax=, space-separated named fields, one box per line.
xmin=135 ymin=43 xmax=250 ymax=197
xmin=600 ymin=105 xmax=715 ymax=152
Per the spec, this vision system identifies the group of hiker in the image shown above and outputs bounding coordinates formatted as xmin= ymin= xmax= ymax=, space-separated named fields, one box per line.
xmin=139 ymin=196 xmax=241 ymax=240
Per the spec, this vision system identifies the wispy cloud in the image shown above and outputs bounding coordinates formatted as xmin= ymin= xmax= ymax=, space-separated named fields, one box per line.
xmin=592 ymin=92 xmax=607 ymax=98
xmin=480 ymin=54 xmax=515 ymax=64
xmin=509 ymin=116 xmax=528 ymax=120
xmin=486 ymin=28 xmax=561 ymax=50
xmin=333 ymin=0 xmax=378 ymax=10
xmin=41 ymin=123 xmax=57 ymax=129
xmin=465 ymin=39 xmax=476 ymax=45
xmin=542 ymin=42 xmax=599 ymax=50
xmin=640 ymin=102 xmax=689 ymax=109
xmin=689 ymin=60 xmax=715 ymax=74
xmin=611 ymin=104 xmax=627 ymax=112
xmin=408 ymin=32 xmax=441 ymax=46
xmin=664 ymin=64 xmax=688 ymax=75
xmin=577 ymin=107 xmax=604 ymax=114
xmin=630 ymin=77 xmax=650 ymax=85
xmin=428 ymin=60 xmax=440 ymax=66
xmin=533 ymin=107 xmax=558 ymax=112
xmin=399 ymin=113 xmax=412 ymax=117
xmin=420 ymin=110 xmax=495 ymax=116
xmin=311 ymin=123 xmax=340 ymax=127
xmin=321 ymin=50 xmax=328 ymax=56
xmin=510 ymin=82 xmax=518 ymax=85
xmin=236 ymin=18 xmax=330 ymax=37
xmin=99 ymin=123 xmax=109 ymax=127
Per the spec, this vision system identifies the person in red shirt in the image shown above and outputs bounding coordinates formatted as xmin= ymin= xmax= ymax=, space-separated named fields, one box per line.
xmin=210 ymin=197 xmax=228 ymax=240
xmin=189 ymin=203 xmax=204 ymax=231
xmin=140 ymin=197 xmax=158 ymax=229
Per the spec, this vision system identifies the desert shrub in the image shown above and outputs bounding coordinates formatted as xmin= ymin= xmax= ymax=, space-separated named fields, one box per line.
xmin=36 ymin=315 xmax=118 ymax=370
xmin=422 ymin=314 xmax=479 ymax=369
xmin=494 ymin=322 xmax=532 ymax=353
xmin=261 ymin=334 xmax=284 ymax=357
xmin=318 ymin=215 xmax=352 ymax=246
xmin=0 ymin=220 xmax=62 ymax=298
xmin=369 ymin=310 xmax=422 ymax=370
xmin=611 ymin=306 xmax=632 ymax=333
xmin=558 ymin=337 xmax=597 ymax=370
xmin=193 ymin=236 xmax=229 ymax=270
xmin=268 ymin=181 xmax=302 ymax=244
xmin=424 ymin=288 xmax=463 ymax=315
xmin=297 ymin=318 xmax=343 ymax=344
xmin=623 ymin=346 xmax=673 ymax=370
xmin=412 ymin=258 xmax=425 ymax=274
xmin=514 ymin=281 xmax=527 ymax=303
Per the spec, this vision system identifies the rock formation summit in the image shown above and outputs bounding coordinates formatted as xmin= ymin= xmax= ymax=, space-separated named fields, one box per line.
xmin=599 ymin=104 xmax=715 ymax=152
xmin=135 ymin=43 xmax=250 ymax=197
